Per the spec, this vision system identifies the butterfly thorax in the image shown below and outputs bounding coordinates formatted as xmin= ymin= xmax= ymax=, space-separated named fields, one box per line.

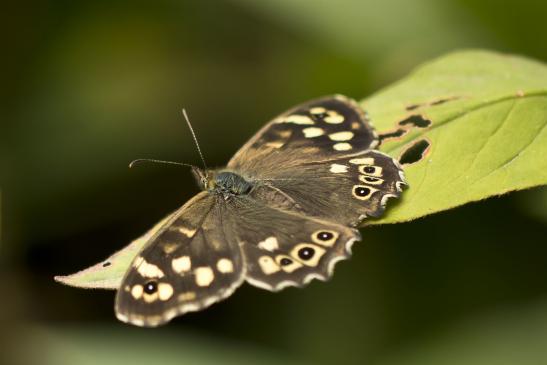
xmin=193 ymin=167 xmax=253 ymax=197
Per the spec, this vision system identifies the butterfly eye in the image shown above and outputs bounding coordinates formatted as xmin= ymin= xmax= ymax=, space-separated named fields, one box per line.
xmin=298 ymin=247 xmax=315 ymax=260
xmin=354 ymin=186 xmax=370 ymax=197
xmin=318 ymin=232 xmax=333 ymax=240
xmin=312 ymin=230 xmax=339 ymax=246
xmin=359 ymin=165 xmax=383 ymax=177
xmin=280 ymin=258 xmax=293 ymax=266
xmin=359 ymin=176 xmax=384 ymax=185
xmin=291 ymin=244 xmax=326 ymax=267
xmin=144 ymin=281 xmax=158 ymax=294
xmin=352 ymin=185 xmax=379 ymax=200
xmin=275 ymin=255 xmax=303 ymax=273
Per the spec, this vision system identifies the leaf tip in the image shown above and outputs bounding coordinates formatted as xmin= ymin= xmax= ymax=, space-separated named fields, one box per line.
xmin=54 ymin=274 xmax=75 ymax=286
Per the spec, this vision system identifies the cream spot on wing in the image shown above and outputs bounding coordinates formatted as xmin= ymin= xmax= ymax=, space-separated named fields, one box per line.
xmin=162 ymin=243 xmax=178 ymax=254
xmin=258 ymin=256 xmax=280 ymax=275
xmin=172 ymin=256 xmax=191 ymax=273
xmin=349 ymin=157 xmax=374 ymax=165
xmin=302 ymin=127 xmax=324 ymax=138
xmin=351 ymin=122 xmax=361 ymax=129
xmin=258 ymin=236 xmax=279 ymax=252
xmin=178 ymin=227 xmax=196 ymax=237
xmin=133 ymin=256 xmax=144 ymax=268
xmin=179 ymin=292 xmax=197 ymax=301
xmin=146 ymin=315 xmax=164 ymax=326
xmin=330 ymin=164 xmax=348 ymax=173
xmin=210 ymin=239 xmax=223 ymax=250
xmin=278 ymin=129 xmax=293 ymax=138
xmin=279 ymin=114 xmax=315 ymax=125
xmin=216 ymin=258 xmax=234 ymax=273
xmin=131 ymin=285 xmax=143 ymax=299
xmin=329 ymin=131 xmax=354 ymax=141
xmin=117 ymin=313 xmax=129 ymax=322
xmin=301 ymin=146 xmax=320 ymax=154
xmin=195 ymin=267 xmax=215 ymax=287
xmin=137 ymin=260 xmax=165 ymax=278
xmin=131 ymin=317 xmax=145 ymax=326
xmin=143 ymin=292 xmax=159 ymax=303
xmin=158 ymin=283 xmax=174 ymax=301
xmin=310 ymin=107 xmax=326 ymax=114
xmin=324 ymin=112 xmax=345 ymax=124
xmin=265 ymin=141 xmax=284 ymax=148
xmin=333 ymin=142 xmax=352 ymax=151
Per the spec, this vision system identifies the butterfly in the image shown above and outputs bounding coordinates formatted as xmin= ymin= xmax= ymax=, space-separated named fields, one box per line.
xmin=116 ymin=95 xmax=406 ymax=326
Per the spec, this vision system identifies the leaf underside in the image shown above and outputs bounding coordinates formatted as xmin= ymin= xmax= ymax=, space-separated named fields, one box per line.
xmin=56 ymin=50 xmax=547 ymax=289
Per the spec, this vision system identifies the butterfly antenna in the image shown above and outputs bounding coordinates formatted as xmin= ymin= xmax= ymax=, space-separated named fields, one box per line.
xmin=182 ymin=108 xmax=207 ymax=170
xmin=128 ymin=159 xmax=196 ymax=169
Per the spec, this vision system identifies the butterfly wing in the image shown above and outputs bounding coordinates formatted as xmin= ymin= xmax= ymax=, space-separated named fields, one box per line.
xmin=228 ymin=95 xmax=406 ymax=227
xmin=224 ymin=196 xmax=361 ymax=291
xmin=115 ymin=192 xmax=245 ymax=327
xmin=229 ymin=95 xmax=378 ymax=172
xmin=249 ymin=149 xmax=405 ymax=226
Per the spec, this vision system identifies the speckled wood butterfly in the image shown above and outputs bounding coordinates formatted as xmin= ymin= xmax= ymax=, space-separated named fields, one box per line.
xmin=116 ymin=95 xmax=406 ymax=326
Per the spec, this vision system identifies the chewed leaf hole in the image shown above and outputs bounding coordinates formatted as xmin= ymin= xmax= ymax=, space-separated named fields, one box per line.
xmin=378 ymin=128 xmax=407 ymax=144
xmin=398 ymin=114 xmax=432 ymax=128
xmin=399 ymin=139 xmax=430 ymax=165
xmin=405 ymin=104 xmax=420 ymax=111
xmin=405 ymin=96 xmax=461 ymax=111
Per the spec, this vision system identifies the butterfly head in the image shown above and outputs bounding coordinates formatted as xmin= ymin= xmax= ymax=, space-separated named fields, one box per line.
xmin=191 ymin=166 xmax=210 ymax=190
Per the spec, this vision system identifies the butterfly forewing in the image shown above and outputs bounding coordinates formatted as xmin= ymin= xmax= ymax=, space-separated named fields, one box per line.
xmin=115 ymin=193 xmax=245 ymax=327
xmin=228 ymin=95 xmax=378 ymax=173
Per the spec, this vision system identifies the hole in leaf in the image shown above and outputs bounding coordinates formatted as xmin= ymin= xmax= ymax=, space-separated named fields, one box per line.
xmin=405 ymin=96 xmax=460 ymax=111
xmin=399 ymin=139 xmax=430 ymax=165
xmin=398 ymin=115 xmax=432 ymax=128
xmin=405 ymin=104 xmax=420 ymax=111
xmin=378 ymin=128 xmax=407 ymax=144
xmin=430 ymin=97 xmax=453 ymax=106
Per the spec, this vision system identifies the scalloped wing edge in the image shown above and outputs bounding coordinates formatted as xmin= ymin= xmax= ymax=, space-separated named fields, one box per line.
xmin=245 ymin=230 xmax=361 ymax=292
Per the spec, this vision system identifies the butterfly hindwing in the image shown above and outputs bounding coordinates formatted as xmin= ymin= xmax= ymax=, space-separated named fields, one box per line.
xmin=247 ymin=150 xmax=406 ymax=227
xmin=224 ymin=197 xmax=361 ymax=291
xmin=115 ymin=193 xmax=245 ymax=327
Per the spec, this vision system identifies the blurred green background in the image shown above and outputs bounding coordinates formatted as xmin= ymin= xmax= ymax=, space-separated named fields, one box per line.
xmin=2 ymin=0 xmax=547 ymax=364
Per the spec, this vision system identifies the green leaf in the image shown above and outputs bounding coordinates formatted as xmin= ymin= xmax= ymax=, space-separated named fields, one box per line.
xmin=56 ymin=50 xmax=547 ymax=289
xmin=365 ymin=50 xmax=547 ymax=224
xmin=54 ymin=212 xmax=174 ymax=289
